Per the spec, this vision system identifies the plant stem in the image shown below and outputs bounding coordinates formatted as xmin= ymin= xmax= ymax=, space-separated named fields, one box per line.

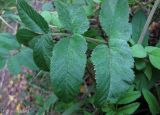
xmin=0 ymin=15 xmax=14 ymax=30
xmin=86 ymin=37 xmax=106 ymax=44
xmin=138 ymin=0 xmax=160 ymax=44
xmin=52 ymin=33 xmax=106 ymax=44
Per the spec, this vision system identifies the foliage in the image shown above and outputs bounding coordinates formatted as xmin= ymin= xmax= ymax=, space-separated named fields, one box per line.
xmin=0 ymin=0 xmax=160 ymax=114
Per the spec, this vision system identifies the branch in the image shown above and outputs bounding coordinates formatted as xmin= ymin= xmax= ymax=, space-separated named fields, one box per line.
xmin=0 ymin=15 xmax=14 ymax=30
xmin=138 ymin=0 xmax=160 ymax=44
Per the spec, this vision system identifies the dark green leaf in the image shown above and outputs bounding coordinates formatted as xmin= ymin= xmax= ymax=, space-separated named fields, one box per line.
xmin=91 ymin=0 xmax=134 ymax=106
xmin=50 ymin=34 xmax=87 ymax=102
xmin=55 ymin=0 xmax=89 ymax=34
xmin=135 ymin=59 xmax=146 ymax=71
xmin=17 ymin=0 xmax=49 ymax=33
xmin=142 ymin=89 xmax=160 ymax=115
xmin=31 ymin=34 xmax=54 ymax=71
xmin=16 ymin=28 xmax=40 ymax=46
xmin=132 ymin=10 xmax=148 ymax=46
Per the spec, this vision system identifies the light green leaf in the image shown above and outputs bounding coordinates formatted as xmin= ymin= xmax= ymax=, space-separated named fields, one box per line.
xmin=55 ymin=0 xmax=89 ymax=34
xmin=0 ymin=33 xmax=20 ymax=69
xmin=41 ymin=11 xmax=52 ymax=23
xmin=132 ymin=10 xmax=148 ymax=46
xmin=31 ymin=34 xmax=54 ymax=71
xmin=50 ymin=34 xmax=87 ymax=102
xmin=142 ymin=89 xmax=160 ymax=115
xmin=17 ymin=0 xmax=49 ymax=33
xmin=50 ymin=11 xmax=63 ymax=28
xmin=93 ymin=0 xmax=103 ymax=3
xmin=16 ymin=28 xmax=40 ymax=46
xmin=145 ymin=46 xmax=159 ymax=53
xmin=0 ymin=33 xmax=20 ymax=50
xmin=8 ymin=48 xmax=38 ymax=75
xmin=147 ymin=48 xmax=160 ymax=69
xmin=118 ymin=102 xmax=140 ymax=115
xmin=91 ymin=0 xmax=134 ymax=106
xmin=131 ymin=44 xmax=147 ymax=58
xmin=117 ymin=91 xmax=141 ymax=104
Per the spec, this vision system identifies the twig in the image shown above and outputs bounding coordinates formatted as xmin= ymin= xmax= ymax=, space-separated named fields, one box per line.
xmin=138 ymin=0 xmax=160 ymax=44
xmin=0 ymin=15 xmax=14 ymax=30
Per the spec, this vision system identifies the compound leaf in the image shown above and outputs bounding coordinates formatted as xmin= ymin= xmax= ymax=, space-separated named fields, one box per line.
xmin=92 ymin=0 xmax=134 ymax=106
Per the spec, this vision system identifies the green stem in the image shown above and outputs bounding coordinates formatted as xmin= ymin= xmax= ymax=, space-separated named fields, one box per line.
xmin=52 ymin=33 xmax=106 ymax=44
xmin=85 ymin=37 xmax=106 ymax=44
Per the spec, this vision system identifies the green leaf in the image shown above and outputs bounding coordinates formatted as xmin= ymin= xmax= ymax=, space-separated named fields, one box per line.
xmin=0 ymin=33 xmax=20 ymax=50
xmin=93 ymin=0 xmax=103 ymax=3
xmin=91 ymin=0 xmax=134 ymax=106
xmin=117 ymin=91 xmax=141 ymax=104
xmin=135 ymin=59 xmax=146 ymax=70
xmin=142 ymin=89 xmax=160 ymax=115
xmin=50 ymin=11 xmax=63 ymax=28
xmin=17 ymin=0 xmax=49 ymax=33
xmin=41 ymin=11 xmax=52 ymax=23
xmin=131 ymin=44 xmax=147 ymax=58
xmin=50 ymin=34 xmax=87 ymax=102
xmin=16 ymin=29 xmax=40 ymax=46
xmin=8 ymin=48 xmax=38 ymax=75
xmin=145 ymin=46 xmax=158 ymax=53
xmin=62 ymin=103 xmax=80 ymax=115
xmin=147 ymin=48 xmax=160 ymax=69
xmin=132 ymin=10 xmax=148 ymax=46
xmin=31 ymin=34 xmax=54 ymax=71
xmin=135 ymin=73 xmax=151 ymax=90
xmin=128 ymin=0 xmax=136 ymax=5
xmin=38 ymin=94 xmax=58 ymax=115
xmin=91 ymin=43 xmax=134 ymax=105
xmin=0 ymin=48 xmax=9 ymax=69
xmin=100 ymin=0 xmax=131 ymax=40
xmin=55 ymin=0 xmax=89 ymax=34
xmin=0 ymin=33 xmax=20 ymax=69
xmin=144 ymin=64 xmax=152 ymax=80
xmin=118 ymin=102 xmax=140 ymax=115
